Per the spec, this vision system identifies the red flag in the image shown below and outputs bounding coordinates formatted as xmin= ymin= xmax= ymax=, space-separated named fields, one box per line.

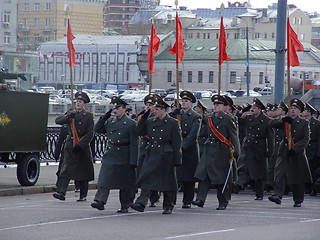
xmin=169 ymin=13 xmax=184 ymax=63
xmin=148 ymin=24 xmax=160 ymax=73
xmin=287 ymin=18 xmax=304 ymax=67
xmin=67 ymin=19 xmax=76 ymax=67
xmin=218 ymin=17 xmax=232 ymax=65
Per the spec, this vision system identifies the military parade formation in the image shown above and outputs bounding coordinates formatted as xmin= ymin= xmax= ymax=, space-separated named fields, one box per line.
xmin=52 ymin=90 xmax=320 ymax=215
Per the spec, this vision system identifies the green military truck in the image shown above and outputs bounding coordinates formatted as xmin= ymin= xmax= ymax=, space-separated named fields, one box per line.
xmin=0 ymin=91 xmax=49 ymax=186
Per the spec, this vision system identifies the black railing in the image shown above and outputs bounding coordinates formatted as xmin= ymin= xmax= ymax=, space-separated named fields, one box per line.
xmin=41 ymin=127 xmax=107 ymax=161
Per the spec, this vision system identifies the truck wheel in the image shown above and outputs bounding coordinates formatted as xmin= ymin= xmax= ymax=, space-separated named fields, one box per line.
xmin=17 ymin=154 xmax=40 ymax=186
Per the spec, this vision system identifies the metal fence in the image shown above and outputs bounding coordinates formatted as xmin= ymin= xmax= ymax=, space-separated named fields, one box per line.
xmin=41 ymin=127 xmax=107 ymax=161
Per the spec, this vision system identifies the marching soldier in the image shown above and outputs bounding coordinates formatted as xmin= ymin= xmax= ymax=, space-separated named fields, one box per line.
xmin=176 ymin=91 xmax=201 ymax=208
xmin=265 ymin=101 xmax=287 ymax=192
xmin=268 ymin=99 xmax=312 ymax=207
xmin=234 ymin=98 xmax=274 ymax=200
xmin=193 ymin=95 xmax=240 ymax=210
xmin=193 ymin=100 xmax=208 ymax=157
xmin=301 ymin=102 xmax=320 ymax=196
xmin=130 ymin=97 xmax=182 ymax=214
xmin=137 ymin=94 xmax=161 ymax=207
xmin=91 ymin=97 xmax=138 ymax=213
xmin=54 ymin=91 xmax=94 ymax=202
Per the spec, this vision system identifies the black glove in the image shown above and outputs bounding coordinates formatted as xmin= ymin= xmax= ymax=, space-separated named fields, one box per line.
xmin=141 ymin=109 xmax=151 ymax=119
xmin=73 ymin=145 xmax=81 ymax=154
xmin=67 ymin=112 xmax=75 ymax=119
xmin=18 ymin=73 xmax=27 ymax=81
xmin=137 ymin=110 xmax=145 ymax=116
xmin=287 ymin=149 xmax=295 ymax=157
xmin=103 ymin=109 xmax=113 ymax=120
xmin=242 ymin=105 xmax=251 ymax=113
xmin=282 ymin=116 xmax=293 ymax=124
xmin=129 ymin=164 xmax=137 ymax=169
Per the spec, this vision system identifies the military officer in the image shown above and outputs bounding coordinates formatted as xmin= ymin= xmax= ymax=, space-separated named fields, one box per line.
xmin=268 ymin=99 xmax=312 ymax=207
xmin=193 ymin=100 xmax=208 ymax=157
xmin=234 ymin=98 xmax=274 ymax=200
xmin=130 ymin=97 xmax=182 ymax=214
xmin=301 ymin=102 xmax=320 ymax=196
xmin=54 ymin=91 xmax=94 ymax=202
xmin=176 ymin=90 xmax=201 ymax=208
xmin=137 ymin=94 xmax=161 ymax=207
xmin=265 ymin=101 xmax=288 ymax=192
xmin=91 ymin=97 xmax=138 ymax=213
xmin=193 ymin=95 xmax=240 ymax=210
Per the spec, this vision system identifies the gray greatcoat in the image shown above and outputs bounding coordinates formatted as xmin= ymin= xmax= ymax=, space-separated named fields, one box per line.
xmin=306 ymin=117 xmax=320 ymax=181
xmin=94 ymin=114 xmax=138 ymax=189
xmin=270 ymin=116 xmax=312 ymax=184
xmin=238 ymin=112 xmax=274 ymax=180
xmin=136 ymin=114 xmax=182 ymax=191
xmin=194 ymin=111 xmax=240 ymax=184
xmin=176 ymin=108 xmax=201 ymax=182
xmin=55 ymin=109 xmax=94 ymax=181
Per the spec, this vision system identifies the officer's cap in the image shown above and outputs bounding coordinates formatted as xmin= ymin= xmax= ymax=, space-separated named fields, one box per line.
xmin=154 ymin=96 xmax=169 ymax=109
xmin=111 ymin=96 xmax=128 ymax=108
xmin=252 ymin=98 xmax=266 ymax=110
xmin=305 ymin=102 xmax=316 ymax=113
xmin=211 ymin=94 xmax=228 ymax=105
xmin=291 ymin=98 xmax=304 ymax=112
xmin=224 ymin=95 xmax=234 ymax=107
xmin=272 ymin=103 xmax=278 ymax=111
xmin=144 ymin=94 xmax=156 ymax=105
xmin=75 ymin=91 xmax=90 ymax=103
xmin=180 ymin=91 xmax=196 ymax=103
xmin=195 ymin=100 xmax=207 ymax=112
xmin=279 ymin=101 xmax=288 ymax=113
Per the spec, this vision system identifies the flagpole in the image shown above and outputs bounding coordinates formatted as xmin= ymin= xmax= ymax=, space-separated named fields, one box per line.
xmin=149 ymin=12 xmax=155 ymax=94
xmin=218 ymin=4 xmax=224 ymax=95
xmin=286 ymin=9 xmax=292 ymax=150
xmin=175 ymin=0 xmax=180 ymax=111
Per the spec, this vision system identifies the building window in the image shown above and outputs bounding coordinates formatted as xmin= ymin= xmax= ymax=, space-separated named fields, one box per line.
xmin=300 ymin=33 xmax=305 ymax=41
xmin=264 ymin=33 xmax=267 ymax=39
xmin=207 ymin=33 xmax=210 ymax=39
xmin=3 ymin=11 xmax=10 ymax=23
xmin=179 ymin=71 xmax=182 ymax=82
xmin=198 ymin=71 xmax=203 ymax=83
xmin=34 ymin=18 xmax=39 ymax=27
xmin=203 ymin=33 xmax=206 ymax=39
xmin=44 ymin=34 xmax=50 ymax=41
xmin=34 ymin=3 xmax=40 ymax=11
xmin=45 ymin=3 xmax=51 ymax=10
xmin=255 ymin=33 xmax=260 ymax=39
xmin=196 ymin=33 xmax=200 ymax=39
xmin=293 ymin=17 xmax=296 ymax=25
xmin=24 ymin=3 xmax=29 ymax=11
xmin=34 ymin=34 xmax=41 ymax=42
xmin=298 ymin=18 xmax=302 ymax=25
xmin=64 ymin=19 xmax=68 ymax=27
xmin=226 ymin=33 xmax=229 ymax=39
xmin=259 ymin=72 xmax=264 ymax=84
xmin=23 ymin=34 xmax=28 ymax=42
xmin=167 ymin=71 xmax=172 ymax=82
xmin=234 ymin=33 xmax=239 ymax=39
xmin=216 ymin=33 xmax=219 ymax=39
xmin=244 ymin=72 xmax=251 ymax=83
xmin=188 ymin=71 xmax=192 ymax=82
xmin=23 ymin=18 xmax=28 ymax=26
xmin=230 ymin=71 xmax=236 ymax=83
xmin=45 ymin=18 xmax=51 ymax=26
xmin=4 ymin=32 xmax=10 ymax=44
xmin=209 ymin=71 xmax=214 ymax=83
xmin=271 ymin=32 xmax=275 ymax=39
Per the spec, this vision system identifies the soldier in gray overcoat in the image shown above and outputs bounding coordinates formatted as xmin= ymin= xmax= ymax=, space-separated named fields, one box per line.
xmin=176 ymin=91 xmax=201 ymax=208
xmin=193 ymin=95 xmax=240 ymax=210
xmin=193 ymin=100 xmax=208 ymax=157
xmin=234 ymin=98 xmax=274 ymax=200
xmin=300 ymin=102 xmax=320 ymax=196
xmin=268 ymin=99 xmax=312 ymax=207
xmin=53 ymin=91 xmax=94 ymax=202
xmin=130 ymin=97 xmax=182 ymax=214
xmin=91 ymin=97 xmax=138 ymax=213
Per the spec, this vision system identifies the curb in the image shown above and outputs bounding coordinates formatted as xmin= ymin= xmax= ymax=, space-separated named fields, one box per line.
xmin=0 ymin=182 xmax=98 ymax=197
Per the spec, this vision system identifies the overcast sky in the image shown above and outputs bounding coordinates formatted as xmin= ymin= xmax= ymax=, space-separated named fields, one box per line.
xmin=160 ymin=0 xmax=320 ymax=13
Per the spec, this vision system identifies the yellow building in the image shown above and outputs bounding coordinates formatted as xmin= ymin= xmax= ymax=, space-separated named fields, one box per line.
xmin=17 ymin=0 xmax=104 ymax=52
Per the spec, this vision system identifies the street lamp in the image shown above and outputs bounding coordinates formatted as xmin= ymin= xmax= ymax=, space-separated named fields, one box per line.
xmin=238 ymin=16 xmax=250 ymax=96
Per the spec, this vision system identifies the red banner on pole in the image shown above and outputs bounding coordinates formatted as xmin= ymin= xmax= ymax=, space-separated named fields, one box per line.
xmin=218 ymin=17 xmax=232 ymax=65
xmin=287 ymin=18 xmax=304 ymax=67
xmin=169 ymin=13 xmax=184 ymax=64
xmin=67 ymin=19 xmax=76 ymax=67
xmin=148 ymin=24 xmax=160 ymax=73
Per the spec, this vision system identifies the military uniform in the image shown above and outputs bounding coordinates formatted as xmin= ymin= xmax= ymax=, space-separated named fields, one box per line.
xmin=193 ymin=95 xmax=240 ymax=209
xmin=235 ymin=99 xmax=274 ymax=199
xmin=54 ymin=93 xmax=94 ymax=201
xmin=92 ymin=97 xmax=138 ymax=212
xmin=131 ymin=98 xmax=182 ymax=214
xmin=176 ymin=91 xmax=201 ymax=208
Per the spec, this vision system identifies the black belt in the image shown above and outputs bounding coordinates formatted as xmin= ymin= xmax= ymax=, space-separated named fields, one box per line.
xmin=149 ymin=140 xmax=171 ymax=146
xmin=107 ymin=140 xmax=130 ymax=147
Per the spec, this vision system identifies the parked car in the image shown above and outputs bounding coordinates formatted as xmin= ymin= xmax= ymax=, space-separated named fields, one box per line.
xmin=193 ymin=90 xmax=213 ymax=99
xmin=226 ymin=89 xmax=237 ymax=96
xmin=151 ymin=89 xmax=167 ymax=98
xmin=259 ymin=87 xmax=272 ymax=95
